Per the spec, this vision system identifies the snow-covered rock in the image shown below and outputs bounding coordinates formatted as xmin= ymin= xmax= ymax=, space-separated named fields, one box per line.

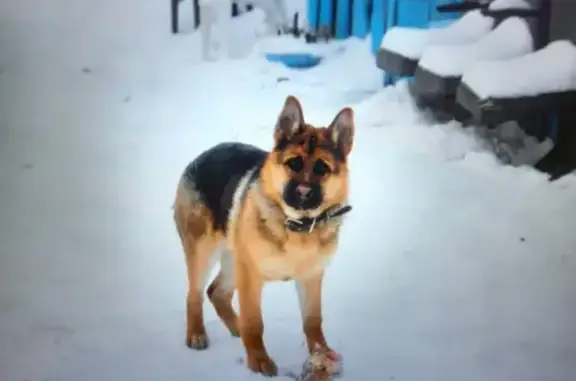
xmin=380 ymin=10 xmax=494 ymax=59
xmin=488 ymin=0 xmax=532 ymax=11
xmin=418 ymin=17 xmax=533 ymax=77
xmin=462 ymin=40 xmax=576 ymax=99
xmin=378 ymin=0 xmax=535 ymax=60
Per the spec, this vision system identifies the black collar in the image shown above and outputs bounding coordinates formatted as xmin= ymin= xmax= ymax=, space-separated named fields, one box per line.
xmin=284 ymin=205 xmax=352 ymax=233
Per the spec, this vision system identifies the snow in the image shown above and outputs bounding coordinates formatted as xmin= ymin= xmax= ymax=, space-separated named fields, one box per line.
xmin=199 ymin=0 xmax=235 ymax=61
xmin=199 ymin=0 xmax=230 ymax=5
xmin=1 ymin=1 xmax=576 ymax=381
xmin=462 ymin=40 xmax=576 ymax=99
xmin=282 ymin=0 xmax=307 ymax=21
xmin=378 ymin=0 xmax=534 ymax=59
xmin=253 ymin=34 xmax=347 ymax=55
xmin=200 ymin=0 xmax=307 ymax=60
xmin=379 ymin=10 xmax=494 ymax=59
xmin=418 ymin=17 xmax=534 ymax=77
xmin=488 ymin=0 xmax=533 ymax=10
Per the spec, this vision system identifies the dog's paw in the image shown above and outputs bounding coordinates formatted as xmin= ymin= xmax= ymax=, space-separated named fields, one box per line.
xmin=186 ymin=332 xmax=209 ymax=350
xmin=247 ymin=353 xmax=278 ymax=377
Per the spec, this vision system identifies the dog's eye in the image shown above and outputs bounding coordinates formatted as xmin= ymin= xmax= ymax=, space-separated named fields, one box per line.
xmin=312 ymin=160 xmax=331 ymax=176
xmin=285 ymin=156 xmax=304 ymax=172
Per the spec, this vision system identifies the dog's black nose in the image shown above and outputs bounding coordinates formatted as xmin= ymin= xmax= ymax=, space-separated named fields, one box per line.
xmin=296 ymin=184 xmax=312 ymax=200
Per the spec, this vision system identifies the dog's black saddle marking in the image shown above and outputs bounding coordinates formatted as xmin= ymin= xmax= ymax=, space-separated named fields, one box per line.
xmin=183 ymin=142 xmax=268 ymax=232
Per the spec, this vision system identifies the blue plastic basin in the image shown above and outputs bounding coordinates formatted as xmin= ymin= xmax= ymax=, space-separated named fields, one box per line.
xmin=264 ymin=53 xmax=323 ymax=69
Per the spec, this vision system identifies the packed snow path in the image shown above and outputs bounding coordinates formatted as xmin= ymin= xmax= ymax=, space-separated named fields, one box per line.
xmin=1 ymin=1 xmax=576 ymax=381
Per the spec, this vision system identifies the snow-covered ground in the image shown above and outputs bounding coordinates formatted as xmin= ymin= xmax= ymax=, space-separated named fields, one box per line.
xmin=1 ymin=1 xmax=576 ymax=381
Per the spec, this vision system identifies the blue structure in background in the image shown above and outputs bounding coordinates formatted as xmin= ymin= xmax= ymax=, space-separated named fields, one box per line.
xmin=307 ymin=0 xmax=461 ymax=45
xmin=370 ymin=0 xmax=387 ymax=54
xmin=302 ymin=0 xmax=565 ymax=175
xmin=335 ymin=0 xmax=352 ymax=39
xmin=307 ymin=0 xmax=320 ymax=32
xmin=319 ymin=0 xmax=336 ymax=33
xmin=378 ymin=0 xmax=462 ymax=51
xmin=265 ymin=53 xmax=323 ymax=69
xmin=352 ymin=0 xmax=370 ymax=38
xmin=306 ymin=0 xmax=461 ymax=85
xmin=378 ymin=0 xmax=461 ymax=84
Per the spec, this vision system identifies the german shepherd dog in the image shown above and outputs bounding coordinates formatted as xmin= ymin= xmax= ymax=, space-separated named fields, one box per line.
xmin=173 ymin=96 xmax=354 ymax=376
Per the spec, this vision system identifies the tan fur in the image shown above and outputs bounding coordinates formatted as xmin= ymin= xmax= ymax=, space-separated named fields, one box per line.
xmin=174 ymin=96 xmax=354 ymax=376
xmin=174 ymin=182 xmax=226 ymax=349
xmin=228 ymin=189 xmax=339 ymax=282
xmin=224 ymin=176 xmax=343 ymax=375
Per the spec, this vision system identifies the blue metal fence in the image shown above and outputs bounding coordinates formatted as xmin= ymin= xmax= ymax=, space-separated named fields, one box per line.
xmin=306 ymin=0 xmax=461 ymax=86
xmin=307 ymin=0 xmax=461 ymax=51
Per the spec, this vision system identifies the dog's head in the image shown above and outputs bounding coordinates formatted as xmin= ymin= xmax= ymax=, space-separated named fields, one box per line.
xmin=260 ymin=96 xmax=354 ymax=219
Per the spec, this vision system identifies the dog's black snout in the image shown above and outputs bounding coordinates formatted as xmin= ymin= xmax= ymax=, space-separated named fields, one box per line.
xmin=283 ymin=179 xmax=322 ymax=210
xmin=296 ymin=184 xmax=312 ymax=200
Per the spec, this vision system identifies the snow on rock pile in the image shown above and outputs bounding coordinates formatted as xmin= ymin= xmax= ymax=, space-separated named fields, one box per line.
xmin=418 ymin=17 xmax=533 ymax=77
xmin=462 ymin=40 xmax=576 ymax=98
xmin=379 ymin=10 xmax=494 ymax=59
xmin=488 ymin=0 xmax=533 ymax=10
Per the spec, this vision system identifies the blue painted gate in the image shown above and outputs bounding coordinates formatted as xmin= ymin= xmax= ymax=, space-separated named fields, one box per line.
xmin=307 ymin=0 xmax=461 ymax=46
xmin=306 ymin=0 xmax=462 ymax=85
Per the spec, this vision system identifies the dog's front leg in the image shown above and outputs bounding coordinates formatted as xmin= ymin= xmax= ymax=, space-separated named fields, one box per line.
xmin=296 ymin=272 xmax=337 ymax=357
xmin=236 ymin=260 xmax=277 ymax=377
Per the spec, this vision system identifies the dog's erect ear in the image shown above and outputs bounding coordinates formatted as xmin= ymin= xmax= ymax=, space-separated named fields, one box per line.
xmin=327 ymin=107 xmax=354 ymax=156
xmin=275 ymin=95 xmax=304 ymax=140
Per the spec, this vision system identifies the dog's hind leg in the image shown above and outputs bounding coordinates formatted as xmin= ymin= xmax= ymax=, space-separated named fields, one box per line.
xmin=174 ymin=183 xmax=223 ymax=350
xmin=207 ymin=249 xmax=239 ymax=337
